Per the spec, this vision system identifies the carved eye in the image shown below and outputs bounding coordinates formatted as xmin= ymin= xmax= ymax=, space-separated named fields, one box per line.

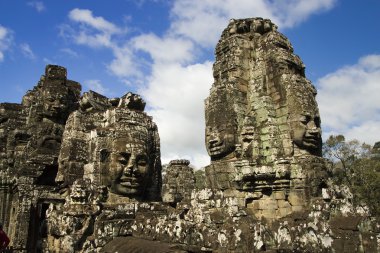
xmin=118 ymin=159 xmax=128 ymax=165
xmin=299 ymin=115 xmax=309 ymax=125
xmin=314 ymin=117 xmax=321 ymax=127
xmin=136 ymin=157 xmax=148 ymax=174
xmin=137 ymin=158 xmax=147 ymax=167
xmin=118 ymin=153 xmax=130 ymax=165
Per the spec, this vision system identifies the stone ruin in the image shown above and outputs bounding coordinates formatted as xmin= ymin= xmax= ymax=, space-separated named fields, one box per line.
xmin=162 ymin=159 xmax=195 ymax=204
xmin=0 ymin=18 xmax=379 ymax=253
xmin=205 ymin=17 xmax=326 ymax=220
xmin=0 ymin=65 xmax=81 ymax=251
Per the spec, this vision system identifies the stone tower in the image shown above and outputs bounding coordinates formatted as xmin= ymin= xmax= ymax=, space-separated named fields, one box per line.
xmin=1 ymin=19 xmax=378 ymax=253
xmin=0 ymin=65 xmax=81 ymax=251
xmin=205 ymin=18 xmax=328 ymax=220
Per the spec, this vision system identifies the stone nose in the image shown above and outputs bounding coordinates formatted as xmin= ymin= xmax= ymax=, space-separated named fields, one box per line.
xmin=307 ymin=120 xmax=318 ymax=130
xmin=55 ymin=171 xmax=65 ymax=185
xmin=123 ymin=156 xmax=136 ymax=175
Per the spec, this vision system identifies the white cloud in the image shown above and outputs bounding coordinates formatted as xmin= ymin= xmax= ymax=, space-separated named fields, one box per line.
xmin=75 ymin=31 xmax=113 ymax=48
xmin=69 ymin=8 xmax=121 ymax=34
xmin=170 ymin=0 xmax=337 ymax=47
xmin=62 ymin=9 xmax=124 ymax=49
xmin=317 ymin=54 xmax=380 ymax=145
xmin=43 ymin=57 xmax=56 ymax=65
xmin=0 ymin=25 xmax=12 ymax=62
xmin=63 ymin=9 xmax=141 ymax=80
xmin=27 ymin=1 xmax=46 ymax=12
xmin=268 ymin=0 xmax=336 ymax=27
xmin=20 ymin=43 xmax=36 ymax=59
xmin=140 ymin=62 xmax=213 ymax=168
xmin=60 ymin=48 xmax=79 ymax=58
xmin=84 ymin=79 xmax=109 ymax=95
xmin=132 ymin=33 xmax=195 ymax=64
xmin=107 ymin=45 xmax=142 ymax=79
xmin=61 ymin=2 xmax=338 ymax=167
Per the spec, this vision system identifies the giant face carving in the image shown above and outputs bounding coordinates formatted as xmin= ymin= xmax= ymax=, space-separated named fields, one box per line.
xmin=282 ymin=74 xmax=322 ymax=156
xmin=206 ymin=123 xmax=237 ymax=160
xmin=107 ymin=138 xmax=151 ymax=197
xmin=41 ymin=88 xmax=68 ymax=119
xmin=288 ymin=88 xmax=322 ymax=156
xmin=205 ymin=89 xmax=239 ymax=161
xmin=290 ymin=113 xmax=321 ymax=152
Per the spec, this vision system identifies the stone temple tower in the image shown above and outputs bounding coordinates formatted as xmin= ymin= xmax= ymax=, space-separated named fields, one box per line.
xmin=205 ymin=17 xmax=328 ymax=220
xmin=1 ymin=19 xmax=378 ymax=253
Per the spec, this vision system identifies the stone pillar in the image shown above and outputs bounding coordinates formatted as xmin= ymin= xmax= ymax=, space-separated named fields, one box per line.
xmin=0 ymin=171 xmax=13 ymax=232
xmin=162 ymin=159 xmax=195 ymax=203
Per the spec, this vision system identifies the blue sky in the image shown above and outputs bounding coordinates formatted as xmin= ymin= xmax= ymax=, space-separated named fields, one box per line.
xmin=0 ymin=0 xmax=379 ymax=167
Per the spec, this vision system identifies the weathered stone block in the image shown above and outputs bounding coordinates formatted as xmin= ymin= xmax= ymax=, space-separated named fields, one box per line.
xmin=291 ymin=205 xmax=304 ymax=212
xmin=277 ymin=200 xmax=291 ymax=209
xmin=261 ymin=209 xmax=277 ymax=219
xmin=277 ymin=207 xmax=292 ymax=217
xmin=288 ymin=191 xmax=305 ymax=206
xmin=273 ymin=191 xmax=286 ymax=200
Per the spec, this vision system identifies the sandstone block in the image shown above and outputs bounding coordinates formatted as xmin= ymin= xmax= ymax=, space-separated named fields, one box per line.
xmin=288 ymin=191 xmax=305 ymax=206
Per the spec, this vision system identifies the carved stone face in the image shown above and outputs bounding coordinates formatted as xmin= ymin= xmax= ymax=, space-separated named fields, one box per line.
xmin=206 ymin=123 xmax=237 ymax=160
xmin=70 ymin=180 xmax=90 ymax=204
xmin=205 ymin=89 xmax=239 ymax=161
xmin=108 ymin=139 xmax=150 ymax=197
xmin=289 ymin=112 xmax=321 ymax=154
xmin=41 ymin=89 xmax=68 ymax=119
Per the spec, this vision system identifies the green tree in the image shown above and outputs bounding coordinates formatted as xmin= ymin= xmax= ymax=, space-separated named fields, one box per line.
xmin=323 ymin=135 xmax=380 ymax=217
xmin=350 ymin=158 xmax=380 ymax=216
xmin=323 ymin=135 xmax=371 ymax=184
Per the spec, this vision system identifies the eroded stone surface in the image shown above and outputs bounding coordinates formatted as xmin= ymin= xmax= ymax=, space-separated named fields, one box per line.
xmin=0 ymin=65 xmax=81 ymax=251
xmin=203 ymin=18 xmax=328 ymax=225
xmin=46 ymin=90 xmax=162 ymax=252
xmin=162 ymin=159 xmax=195 ymax=204
xmin=0 ymin=18 xmax=379 ymax=253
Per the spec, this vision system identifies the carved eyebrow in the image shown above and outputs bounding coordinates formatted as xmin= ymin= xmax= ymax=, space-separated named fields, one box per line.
xmin=119 ymin=152 xmax=131 ymax=159
xmin=136 ymin=154 xmax=148 ymax=161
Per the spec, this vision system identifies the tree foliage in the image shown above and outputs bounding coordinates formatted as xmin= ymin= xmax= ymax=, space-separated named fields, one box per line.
xmin=323 ymin=135 xmax=380 ymax=217
xmin=350 ymin=158 xmax=380 ymax=216
xmin=323 ymin=135 xmax=371 ymax=184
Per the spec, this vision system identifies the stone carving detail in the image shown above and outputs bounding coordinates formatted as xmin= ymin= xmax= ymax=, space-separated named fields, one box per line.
xmin=0 ymin=19 xmax=379 ymax=253
xmin=57 ymin=90 xmax=161 ymax=202
xmin=45 ymin=88 xmax=161 ymax=251
xmin=204 ymin=18 xmax=327 ymax=220
xmin=0 ymin=65 xmax=81 ymax=251
xmin=162 ymin=159 xmax=195 ymax=203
